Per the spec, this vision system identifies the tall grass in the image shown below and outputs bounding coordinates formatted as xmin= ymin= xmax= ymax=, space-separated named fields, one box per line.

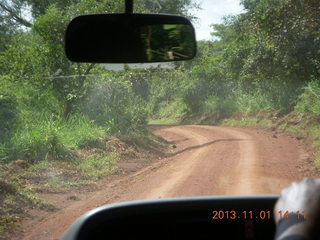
xmin=0 ymin=74 xmax=148 ymax=164
xmin=295 ymin=81 xmax=320 ymax=115
xmin=5 ymin=115 xmax=108 ymax=163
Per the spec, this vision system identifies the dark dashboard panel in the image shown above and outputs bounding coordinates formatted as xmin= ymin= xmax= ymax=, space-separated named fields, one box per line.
xmin=61 ymin=195 xmax=278 ymax=240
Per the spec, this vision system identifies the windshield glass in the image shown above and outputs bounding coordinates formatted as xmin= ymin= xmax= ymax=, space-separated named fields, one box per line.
xmin=0 ymin=0 xmax=319 ymax=239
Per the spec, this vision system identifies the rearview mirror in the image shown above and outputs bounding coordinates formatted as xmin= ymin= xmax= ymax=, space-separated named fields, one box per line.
xmin=65 ymin=14 xmax=197 ymax=63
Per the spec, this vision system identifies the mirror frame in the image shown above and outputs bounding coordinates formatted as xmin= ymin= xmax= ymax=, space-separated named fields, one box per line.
xmin=65 ymin=13 xmax=197 ymax=63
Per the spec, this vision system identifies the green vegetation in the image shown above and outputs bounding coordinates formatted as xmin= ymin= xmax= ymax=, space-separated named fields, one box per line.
xmin=0 ymin=0 xmax=319 ymax=235
xmin=148 ymin=0 xmax=320 ymax=128
xmin=0 ymin=0 xmax=199 ymax=234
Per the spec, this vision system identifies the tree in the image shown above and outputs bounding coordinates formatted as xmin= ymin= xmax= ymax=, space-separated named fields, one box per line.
xmin=138 ymin=0 xmax=199 ymax=21
xmin=0 ymin=0 xmax=200 ymax=117
xmin=241 ymin=0 xmax=320 ymax=80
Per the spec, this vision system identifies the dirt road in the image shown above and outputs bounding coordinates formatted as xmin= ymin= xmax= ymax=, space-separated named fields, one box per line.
xmin=17 ymin=125 xmax=315 ymax=240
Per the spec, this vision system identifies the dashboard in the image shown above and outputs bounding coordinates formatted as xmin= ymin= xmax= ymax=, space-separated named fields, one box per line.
xmin=61 ymin=195 xmax=278 ymax=240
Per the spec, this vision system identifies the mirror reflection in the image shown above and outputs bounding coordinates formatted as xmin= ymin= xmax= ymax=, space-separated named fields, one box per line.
xmin=140 ymin=24 xmax=196 ymax=61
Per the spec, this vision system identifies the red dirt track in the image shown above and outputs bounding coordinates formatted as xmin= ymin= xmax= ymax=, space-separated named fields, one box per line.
xmin=15 ymin=125 xmax=316 ymax=240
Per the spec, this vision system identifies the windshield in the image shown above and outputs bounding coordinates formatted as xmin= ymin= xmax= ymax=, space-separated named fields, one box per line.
xmin=0 ymin=0 xmax=319 ymax=239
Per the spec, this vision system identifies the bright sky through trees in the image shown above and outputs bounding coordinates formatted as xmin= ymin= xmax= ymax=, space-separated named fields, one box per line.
xmin=191 ymin=0 xmax=244 ymax=40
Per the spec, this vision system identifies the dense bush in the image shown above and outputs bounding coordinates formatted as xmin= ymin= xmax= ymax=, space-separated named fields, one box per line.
xmin=80 ymin=74 xmax=148 ymax=134
xmin=295 ymin=81 xmax=320 ymax=115
xmin=0 ymin=73 xmax=148 ymax=163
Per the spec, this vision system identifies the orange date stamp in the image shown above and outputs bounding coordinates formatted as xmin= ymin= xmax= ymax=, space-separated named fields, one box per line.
xmin=211 ymin=210 xmax=307 ymax=220
xmin=277 ymin=210 xmax=307 ymax=220
xmin=212 ymin=210 xmax=271 ymax=220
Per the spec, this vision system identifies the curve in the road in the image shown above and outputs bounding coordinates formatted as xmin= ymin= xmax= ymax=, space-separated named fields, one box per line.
xmin=17 ymin=125 xmax=314 ymax=240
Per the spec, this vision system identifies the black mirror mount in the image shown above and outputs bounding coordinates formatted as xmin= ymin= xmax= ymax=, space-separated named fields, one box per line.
xmin=125 ymin=0 xmax=133 ymax=14
xmin=65 ymin=13 xmax=197 ymax=63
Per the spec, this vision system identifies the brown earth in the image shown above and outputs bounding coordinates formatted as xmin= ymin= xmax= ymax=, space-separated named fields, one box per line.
xmin=10 ymin=125 xmax=319 ymax=240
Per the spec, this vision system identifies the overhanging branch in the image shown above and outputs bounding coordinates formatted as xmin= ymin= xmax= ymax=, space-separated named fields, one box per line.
xmin=0 ymin=2 xmax=32 ymax=28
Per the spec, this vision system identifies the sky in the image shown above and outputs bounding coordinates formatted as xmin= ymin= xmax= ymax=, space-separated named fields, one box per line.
xmin=191 ymin=0 xmax=244 ymax=40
